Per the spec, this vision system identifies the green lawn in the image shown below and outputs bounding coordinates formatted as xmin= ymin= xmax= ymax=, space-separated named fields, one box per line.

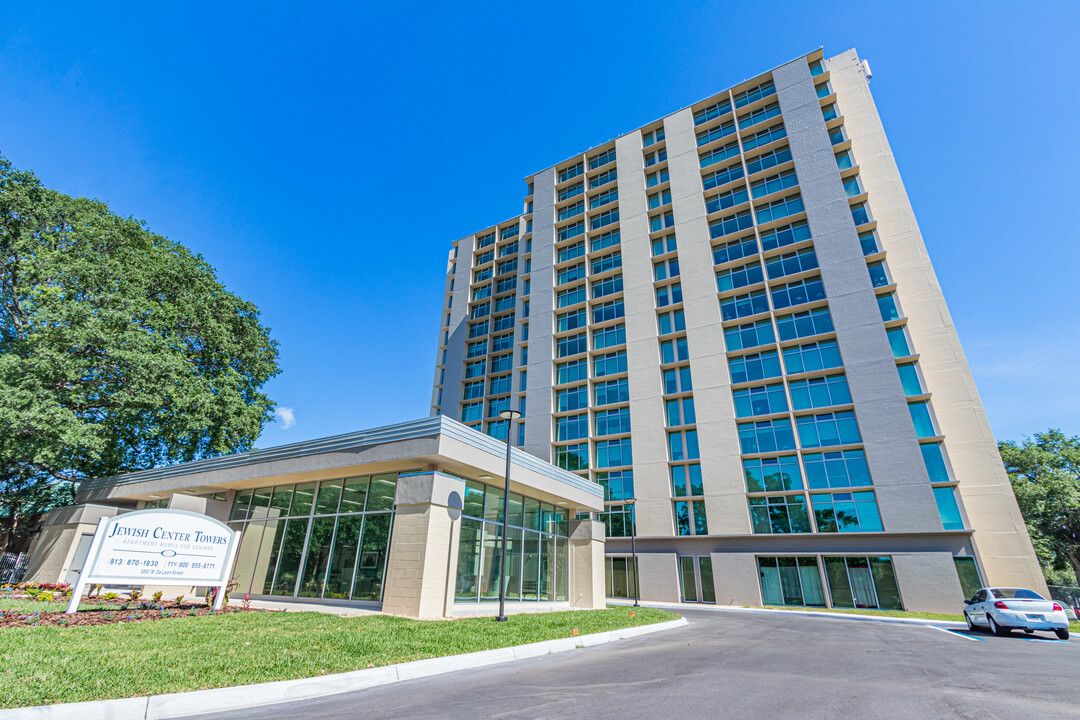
xmin=0 ymin=599 xmax=114 ymax=614
xmin=750 ymin=605 xmax=1080 ymax=631
xmin=0 ymin=605 xmax=673 ymax=708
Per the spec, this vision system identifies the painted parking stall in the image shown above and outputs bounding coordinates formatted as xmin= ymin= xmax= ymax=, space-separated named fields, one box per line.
xmin=65 ymin=510 xmax=240 ymax=613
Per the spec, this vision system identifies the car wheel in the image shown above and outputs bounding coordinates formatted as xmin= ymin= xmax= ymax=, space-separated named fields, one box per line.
xmin=1055 ymin=628 xmax=1070 ymax=640
xmin=987 ymin=615 xmax=1008 ymax=637
xmin=965 ymin=612 xmax=976 ymax=632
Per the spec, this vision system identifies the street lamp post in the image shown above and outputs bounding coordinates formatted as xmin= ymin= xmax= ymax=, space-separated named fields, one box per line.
xmin=495 ymin=408 xmax=522 ymax=622
xmin=625 ymin=497 xmax=639 ymax=607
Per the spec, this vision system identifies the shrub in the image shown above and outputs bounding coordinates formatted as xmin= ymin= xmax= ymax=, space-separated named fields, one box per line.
xmin=151 ymin=591 xmax=163 ymax=603
xmin=128 ymin=589 xmax=141 ymax=602
xmin=173 ymin=595 xmax=185 ymax=605
xmin=103 ymin=592 xmax=119 ymax=601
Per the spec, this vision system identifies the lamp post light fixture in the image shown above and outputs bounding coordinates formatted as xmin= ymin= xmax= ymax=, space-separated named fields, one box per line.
xmin=625 ymin=497 xmax=640 ymax=607
xmin=495 ymin=408 xmax=522 ymax=622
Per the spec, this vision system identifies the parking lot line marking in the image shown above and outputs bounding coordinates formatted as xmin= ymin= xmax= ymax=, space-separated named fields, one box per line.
xmin=928 ymin=626 xmax=984 ymax=641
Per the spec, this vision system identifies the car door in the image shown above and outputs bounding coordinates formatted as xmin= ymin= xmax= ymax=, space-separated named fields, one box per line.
xmin=969 ymin=589 xmax=988 ymax=623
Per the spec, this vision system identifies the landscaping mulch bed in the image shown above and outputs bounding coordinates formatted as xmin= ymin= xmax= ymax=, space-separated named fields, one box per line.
xmin=0 ymin=598 xmax=268 ymax=628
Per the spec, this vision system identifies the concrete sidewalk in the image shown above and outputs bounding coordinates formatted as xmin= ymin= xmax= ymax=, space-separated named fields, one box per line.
xmin=227 ymin=597 xmax=381 ymax=616
xmin=606 ymin=598 xmax=966 ymax=627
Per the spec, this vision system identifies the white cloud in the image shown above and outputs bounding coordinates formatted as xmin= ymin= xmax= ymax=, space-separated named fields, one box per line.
xmin=275 ymin=407 xmax=296 ymax=430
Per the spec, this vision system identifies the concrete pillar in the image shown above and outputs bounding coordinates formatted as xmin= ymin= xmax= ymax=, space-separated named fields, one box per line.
xmin=381 ymin=472 xmax=466 ymax=618
xmin=568 ymin=519 xmax=606 ymax=609
xmin=637 ymin=552 xmax=681 ymax=603
xmin=709 ymin=552 xmax=761 ymax=607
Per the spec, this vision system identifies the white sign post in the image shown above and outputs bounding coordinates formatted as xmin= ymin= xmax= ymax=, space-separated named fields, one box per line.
xmin=65 ymin=509 xmax=240 ymax=614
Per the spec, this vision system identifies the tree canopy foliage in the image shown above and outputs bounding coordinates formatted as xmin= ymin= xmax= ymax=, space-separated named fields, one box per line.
xmin=0 ymin=154 xmax=280 ymax=546
xmin=1000 ymin=429 xmax=1080 ymax=587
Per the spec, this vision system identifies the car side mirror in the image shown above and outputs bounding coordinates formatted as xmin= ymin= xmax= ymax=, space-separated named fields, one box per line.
xmin=963 ymin=599 xmax=972 ymax=605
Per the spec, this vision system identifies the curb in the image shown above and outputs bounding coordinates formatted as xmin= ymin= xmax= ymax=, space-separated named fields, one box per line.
xmin=608 ymin=599 xmax=966 ymax=628
xmin=3 ymin=617 xmax=688 ymax=720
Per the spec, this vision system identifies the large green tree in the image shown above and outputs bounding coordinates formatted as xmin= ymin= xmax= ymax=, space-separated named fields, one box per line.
xmin=1000 ymin=429 xmax=1080 ymax=587
xmin=0 ymin=154 xmax=280 ymax=548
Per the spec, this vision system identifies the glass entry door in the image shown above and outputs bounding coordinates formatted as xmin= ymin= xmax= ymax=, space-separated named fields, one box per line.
xmin=678 ymin=556 xmax=715 ymax=603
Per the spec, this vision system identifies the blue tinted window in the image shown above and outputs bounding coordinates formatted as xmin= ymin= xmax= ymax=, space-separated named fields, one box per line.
xmin=886 ymin=327 xmax=910 ymax=357
xmin=595 ymin=407 xmax=631 ymax=436
xmin=556 ymin=414 xmax=588 ymax=441
xmin=738 ymin=419 xmax=796 ymax=454
xmin=771 ymin=276 xmax=826 ymax=310
xmin=804 ymin=450 xmax=872 ymax=489
xmin=729 ymin=351 xmax=782 ymax=383
xmin=709 ymin=210 xmax=754 ymax=239
xmin=721 ymin=290 xmax=769 ymax=321
xmin=555 ymin=386 xmax=588 ymax=412
xmin=733 ymin=384 xmax=788 ymax=418
xmin=859 ymin=232 xmax=879 ymax=255
xmin=749 ymin=495 xmax=811 ymax=534
xmin=713 ymin=235 xmax=758 ymax=265
xmin=921 ymin=443 xmax=951 ymax=483
xmin=782 ymin=340 xmax=843 ymax=374
xmin=877 ymin=294 xmax=900 ymax=321
xmin=796 ymin=411 xmax=861 ymax=448
xmin=702 ymin=164 xmax=744 ymax=191
xmin=594 ymin=378 xmax=629 ymax=405
xmin=812 ymin=491 xmax=883 ymax=532
xmin=556 ymin=333 xmax=587 ymax=358
xmin=596 ymin=438 xmax=633 ymax=468
xmin=742 ymin=456 xmax=802 ymax=492
xmin=556 ymin=358 xmax=587 ymax=383
xmin=788 ymin=374 xmax=851 ymax=410
xmin=933 ymin=487 xmax=964 ymax=530
xmin=776 ymin=307 xmax=833 ymax=341
xmin=755 ymin=194 xmax=804 ymax=225
xmin=724 ymin=319 xmax=775 ymax=351
xmin=908 ymin=402 xmax=936 ymax=438
xmin=766 ymin=249 xmax=818 ymax=280
xmin=897 ymin=363 xmax=923 ymax=396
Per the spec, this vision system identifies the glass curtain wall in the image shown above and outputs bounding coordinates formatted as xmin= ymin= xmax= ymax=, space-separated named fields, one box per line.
xmin=605 ymin=557 xmax=638 ymax=599
xmin=757 ymin=555 xmax=900 ymax=609
xmin=455 ymin=479 xmax=570 ymax=603
xmin=227 ymin=474 xmax=398 ymax=602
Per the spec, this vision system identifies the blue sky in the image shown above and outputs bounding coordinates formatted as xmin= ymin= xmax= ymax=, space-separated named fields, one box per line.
xmin=1 ymin=1 xmax=1077 ymax=447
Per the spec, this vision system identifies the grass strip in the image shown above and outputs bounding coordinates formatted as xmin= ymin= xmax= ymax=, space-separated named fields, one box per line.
xmin=0 ymin=606 xmax=673 ymax=708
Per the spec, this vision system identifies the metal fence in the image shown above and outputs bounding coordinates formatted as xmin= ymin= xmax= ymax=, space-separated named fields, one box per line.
xmin=0 ymin=552 xmax=31 ymax=584
xmin=1048 ymin=585 xmax=1080 ymax=620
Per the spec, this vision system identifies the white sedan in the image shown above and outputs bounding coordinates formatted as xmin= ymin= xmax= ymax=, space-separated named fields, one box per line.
xmin=964 ymin=587 xmax=1070 ymax=639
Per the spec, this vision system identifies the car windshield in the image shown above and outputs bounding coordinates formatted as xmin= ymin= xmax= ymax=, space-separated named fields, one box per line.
xmin=990 ymin=588 xmax=1044 ymax=600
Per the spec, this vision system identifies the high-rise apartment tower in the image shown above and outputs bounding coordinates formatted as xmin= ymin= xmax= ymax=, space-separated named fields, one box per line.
xmin=430 ymin=48 xmax=1044 ymax=612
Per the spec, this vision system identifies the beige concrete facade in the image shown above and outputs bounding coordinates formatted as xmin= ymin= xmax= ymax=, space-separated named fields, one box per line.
xmin=431 ymin=48 xmax=1044 ymax=614
xmin=26 ymin=418 xmax=606 ymax=619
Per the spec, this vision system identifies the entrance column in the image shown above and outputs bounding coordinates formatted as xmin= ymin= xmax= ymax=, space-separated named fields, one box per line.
xmin=382 ymin=472 xmax=466 ymax=618
xmin=568 ymin=519 xmax=606 ymax=609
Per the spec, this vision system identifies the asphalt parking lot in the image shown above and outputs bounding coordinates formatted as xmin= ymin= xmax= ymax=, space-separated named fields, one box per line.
xmin=185 ymin=609 xmax=1080 ymax=720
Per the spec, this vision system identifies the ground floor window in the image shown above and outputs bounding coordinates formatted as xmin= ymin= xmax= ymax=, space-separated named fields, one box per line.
xmin=758 ymin=555 xmax=902 ymax=610
xmin=953 ymin=556 xmax=982 ymax=599
xmin=227 ymin=474 xmax=397 ymax=602
xmin=758 ymin=556 xmax=825 ymax=607
xmin=823 ymin=556 xmax=902 ymax=610
xmin=454 ymin=480 xmax=569 ymax=603
xmin=605 ymin=557 xmax=638 ymax=599
xmin=678 ymin=556 xmax=716 ymax=603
